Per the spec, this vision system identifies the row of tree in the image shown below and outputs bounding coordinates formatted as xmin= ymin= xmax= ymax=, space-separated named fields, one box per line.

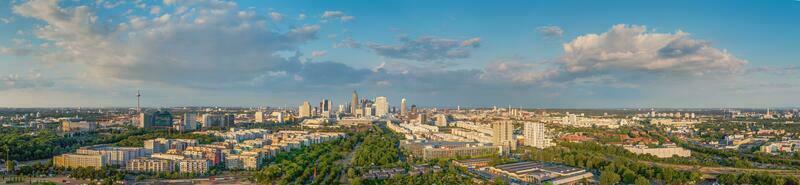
xmin=0 ymin=127 xmax=149 ymax=161
xmin=523 ymin=142 xmax=703 ymax=185
xmin=112 ymin=130 xmax=222 ymax=147
xmin=351 ymin=126 xmax=402 ymax=167
xmin=251 ymin=132 xmax=361 ymax=185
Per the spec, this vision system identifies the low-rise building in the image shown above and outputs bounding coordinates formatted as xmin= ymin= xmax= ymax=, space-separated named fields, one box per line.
xmin=488 ymin=161 xmax=593 ymax=184
xmin=126 ymin=158 xmax=175 ymax=173
xmin=623 ymin=144 xmax=691 ymax=158
xmin=76 ymin=145 xmax=148 ymax=166
xmin=179 ymin=159 xmax=211 ymax=174
xmin=53 ymin=153 xmax=108 ymax=169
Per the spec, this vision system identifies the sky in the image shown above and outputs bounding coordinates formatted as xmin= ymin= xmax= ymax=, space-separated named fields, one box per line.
xmin=0 ymin=0 xmax=798 ymax=108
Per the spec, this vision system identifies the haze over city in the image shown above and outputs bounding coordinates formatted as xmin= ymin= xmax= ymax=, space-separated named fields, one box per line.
xmin=1 ymin=0 xmax=798 ymax=108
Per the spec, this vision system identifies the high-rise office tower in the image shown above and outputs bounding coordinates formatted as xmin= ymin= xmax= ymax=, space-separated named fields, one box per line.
xmin=299 ymin=101 xmax=312 ymax=118
xmin=321 ymin=99 xmax=332 ymax=117
xmin=493 ymin=121 xmax=516 ymax=151
xmin=435 ymin=114 xmax=448 ymax=126
xmin=201 ymin=113 xmax=223 ymax=128
xmin=400 ymin=98 xmax=407 ymax=116
xmin=182 ymin=113 xmax=197 ymax=131
xmin=153 ymin=110 xmax=173 ymax=129
xmin=375 ymin=96 xmax=389 ymax=117
xmin=274 ymin=112 xmax=285 ymax=123
xmin=138 ymin=112 xmax=153 ymax=128
xmin=223 ymin=114 xmax=234 ymax=127
xmin=255 ymin=111 xmax=265 ymax=123
xmin=524 ymin=122 xmax=548 ymax=149
xmin=350 ymin=90 xmax=359 ymax=114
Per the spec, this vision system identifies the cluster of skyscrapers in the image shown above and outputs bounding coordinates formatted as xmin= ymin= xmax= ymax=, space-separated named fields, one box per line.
xmin=297 ymin=90 xmax=414 ymax=119
xmin=138 ymin=111 xmax=234 ymax=131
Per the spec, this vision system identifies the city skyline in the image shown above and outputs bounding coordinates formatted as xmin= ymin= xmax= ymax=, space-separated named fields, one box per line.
xmin=1 ymin=0 xmax=799 ymax=108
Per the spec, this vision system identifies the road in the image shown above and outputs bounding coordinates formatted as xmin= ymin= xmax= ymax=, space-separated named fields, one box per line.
xmin=338 ymin=142 xmax=361 ymax=184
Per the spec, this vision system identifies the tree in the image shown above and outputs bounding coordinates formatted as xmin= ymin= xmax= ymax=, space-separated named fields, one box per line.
xmin=5 ymin=160 xmax=14 ymax=174
xmin=600 ymin=169 xmax=621 ymax=185
xmin=634 ymin=176 xmax=650 ymax=185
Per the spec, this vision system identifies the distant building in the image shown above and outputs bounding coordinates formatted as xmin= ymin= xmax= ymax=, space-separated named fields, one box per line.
xmin=179 ymin=113 xmax=197 ymax=131
xmin=255 ymin=111 xmax=265 ymax=123
xmin=435 ymin=114 xmax=448 ymax=127
xmin=401 ymin=141 xmax=500 ymax=160
xmin=54 ymin=153 xmax=107 ymax=169
xmin=270 ymin=112 xmax=286 ymax=123
xmin=126 ymin=158 xmax=175 ymax=173
xmin=493 ymin=121 xmax=516 ymax=151
xmin=201 ymin=113 xmax=224 ymax=128
xmin=139 ymin=110 xmax=173 ymax=129
xmin=351 ymin=90 xmax=359 ymax=115
xmin=61 ymin=120 xmax=97 ymax=132
xmin=179 ymin=159 xmax=211 ymax=173
xmin=400 ymin=98 xmax=407 ymax=116
xmin=299 ymin=101 xmax=312 ymax=118
xmin=375 ymin=96 xmax=389 ymax=117
xmin=144 ymin=138 xmax=198 ymax=154
xmin=524 ymin=122 xmax=550 ymax=149
xmin=223 ymin=114 xmax=235 ymax=126
xmin=417 ymin=114 xmax=428 ymax=124
xmin=488 ymin=161 xmax=593 ymax=184
xmin=76 ymin=145 xmax=148 ymax=166
xmin=623 ymin=145 xmax=691 ymax=158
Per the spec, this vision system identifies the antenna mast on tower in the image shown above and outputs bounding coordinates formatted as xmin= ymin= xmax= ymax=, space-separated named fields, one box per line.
xmin=136 ymin=90 xmax=142 ymax=113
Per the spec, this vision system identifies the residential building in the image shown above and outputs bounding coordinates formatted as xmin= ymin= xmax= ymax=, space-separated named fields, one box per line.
xmin=53 ymin=154 xmax=108 ymax=169
xmin=493 ymin=121 xmax=516 ymax=151
xmin=126 ymin=158 xmax=175 ymax=173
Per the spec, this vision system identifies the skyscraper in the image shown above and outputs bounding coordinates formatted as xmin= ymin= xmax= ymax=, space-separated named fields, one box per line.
xmin=375 ymin=96 xmax=389 ymax=117
xmin=138 ymin=112 xmax=153 ymax=128
xmin=255 ymin=111 xmax=265 ymax=123
xmin=201 ymin=113 xmax=223 ymax=128
xmin=152 ymin=110 xmax=173 ymax=129
xmin=182 ymin=113 xmax=197 ymax=131
xmin=524 ymin=122 xmax=548 ymax=149
xmin=321 ymin=99 xmax=332 ymax=117
xmin=350 ymin=90 xmax=359 ymax=115
xmin=400 ymin=98 xmax=407 ymax=116
xmin=493 ymin=121 xmax=516 ymax=151
xmin=299 ymin=101 xmax=312 ymax=118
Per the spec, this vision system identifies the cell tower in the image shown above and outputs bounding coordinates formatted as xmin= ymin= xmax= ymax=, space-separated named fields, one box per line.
xmin=136 ymin=90 xmax=141 ymax=113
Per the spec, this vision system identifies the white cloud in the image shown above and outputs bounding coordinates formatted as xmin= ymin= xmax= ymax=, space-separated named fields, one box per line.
xmin=461 ymin=37 xmax=481 ymax=47
xmin=311 ymin=50 xmax=327 ymax=57
xmin=11 ymin=0 xmax=341 ymax=89
xmin=0 ymin=17 xmax=14 ymax=24
xmin=536 ymin=26 xmax=564 ymax=38
xmin=366 ymin=36 xmax=482 ymax=61
xmin=150 ymin=6 xmax=161 ymax=14
xmin=334 ymin=38 xmax=361 ymax=49
xmin=340 ymin=15 xmax=354 ymax=22
xmin=0 ymin=73 xmax=53 ymax=91
xmin=479 ymin=57 xmax=558 ymax=83
xmin=297 ymin=13 xmax=307 ymax=20
xmin=321 ymin=10 xmax=354 ymax=22
xmin=561 ymin=24 xmax=746 ymax=78
xmin=321 ymin=11 xmax=344 ymax=18
xmin=269 ymin=12 xmax=283 ymax=22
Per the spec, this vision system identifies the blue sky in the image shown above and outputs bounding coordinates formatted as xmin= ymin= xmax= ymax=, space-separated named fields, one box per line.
xmin=0 ymin=0 xmax=798 ymax=108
